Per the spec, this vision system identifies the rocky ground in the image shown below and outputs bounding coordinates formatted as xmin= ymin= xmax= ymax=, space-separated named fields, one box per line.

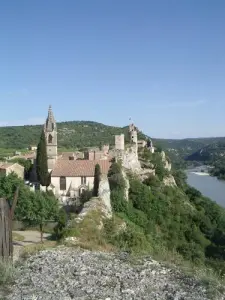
xmin=1 ymin=246 xmax=223 ymax=300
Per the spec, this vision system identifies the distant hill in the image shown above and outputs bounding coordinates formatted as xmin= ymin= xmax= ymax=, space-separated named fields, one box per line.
xmin=1 ymin=120 xmax=225 ymax=163
xmin=185 ymin=140 xmax=225 ymax=162
xmin=0 ymin=121 xmax=148 ymax=149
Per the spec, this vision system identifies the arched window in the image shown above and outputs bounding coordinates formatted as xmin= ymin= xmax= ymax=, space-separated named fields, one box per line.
xmin=48 ymin=134 xmax=53 ymax=144
xmin=60 ymin=176 xmax=66 ymax=190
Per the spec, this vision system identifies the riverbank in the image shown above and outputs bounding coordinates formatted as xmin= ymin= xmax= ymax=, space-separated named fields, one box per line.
xmin=187 ymin=171 xmax=225 ymax=207
xmin=190 ymin=172 xmax=209 ymax=176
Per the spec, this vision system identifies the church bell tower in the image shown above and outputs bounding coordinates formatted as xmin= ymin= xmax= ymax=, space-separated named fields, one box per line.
xmin=44 ymin=105 xmax=58 ymax=171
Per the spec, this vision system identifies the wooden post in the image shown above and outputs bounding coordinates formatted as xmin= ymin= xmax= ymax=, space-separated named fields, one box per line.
xmin=0 ymin=198 xmax=12 ymax=259
xmin=0 ymin=187 xmax=19 ymax=259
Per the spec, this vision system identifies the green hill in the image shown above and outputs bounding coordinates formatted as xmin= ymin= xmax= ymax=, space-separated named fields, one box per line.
xmin=1 ymin=120 xmax=225 ymax=164
xmin=185 ymin=141 xmax=225 ymax=162
xmin=0 ymin=121 xmax=148 ymax=150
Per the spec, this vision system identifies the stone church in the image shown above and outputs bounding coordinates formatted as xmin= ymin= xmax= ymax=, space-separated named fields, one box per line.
xmin=30 ymin=106 xmax=155 ymax=202
xmin=42 ymin=106 xmax=111 ymax=202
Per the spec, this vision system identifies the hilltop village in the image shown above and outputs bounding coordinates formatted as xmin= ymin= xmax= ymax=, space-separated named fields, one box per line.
xmin=2 ymin=106 xmax=225 ymax=300
xmin=1 ymin=105 xmax=173 ymax=204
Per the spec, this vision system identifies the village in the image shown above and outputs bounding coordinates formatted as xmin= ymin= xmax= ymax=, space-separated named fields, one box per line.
xmin=0 ymin=105 xmax=157 ymax=204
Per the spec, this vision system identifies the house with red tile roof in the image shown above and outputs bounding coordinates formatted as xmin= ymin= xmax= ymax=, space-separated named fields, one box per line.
xmin=51 ymin=159 xmax=111 ymax=199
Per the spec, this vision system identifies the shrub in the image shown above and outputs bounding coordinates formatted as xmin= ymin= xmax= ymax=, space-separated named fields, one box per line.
xmin=0 ymin=259 xmax=14 ymax=286
xmin=54 ymin=209 xmax=67 ymax=240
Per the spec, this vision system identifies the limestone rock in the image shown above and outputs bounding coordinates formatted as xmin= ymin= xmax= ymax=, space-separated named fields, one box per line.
xmin=122 ymin=170 xmax=130 ymax=201
xmin=163 ymin=174 xmax=177 ymax=187
xmin=98 ymin=174 xmax=112 ymax=214
xmin=161 ymin=151 xmax=172 ymax=171
xmin=121 ymin=148 xmax=141 ymax=173
xmin=3 ymin=247 xmax=221 ymax=300
xmin=75 ymin=197 xmax=112 ymax=224
xmin=139 ymin=168 xmax=156 ymax=181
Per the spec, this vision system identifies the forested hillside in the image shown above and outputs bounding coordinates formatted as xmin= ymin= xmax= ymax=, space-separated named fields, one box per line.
xmin=0 ymin=121 xmax=147 ymax=149
xmin=1 ymin=120 xmax=224 ymax=153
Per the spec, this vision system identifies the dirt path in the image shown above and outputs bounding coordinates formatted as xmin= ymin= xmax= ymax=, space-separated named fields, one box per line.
xmin=13 ymin=230 xmax=51 ymax=246
xmin=13 ymin=230 xmax=52 ymax=261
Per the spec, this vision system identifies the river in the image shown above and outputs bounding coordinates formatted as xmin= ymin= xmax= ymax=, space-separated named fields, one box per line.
xmin=186 ymin=167 xmax=225 ymax=207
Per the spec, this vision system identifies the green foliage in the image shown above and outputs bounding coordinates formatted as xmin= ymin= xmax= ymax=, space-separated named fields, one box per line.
xmin=108 ymin=161 xmax=127 ymax=213
xmin=54 ymin=209 xmax=67 ymax=240
xmin=93 ymin=164 xmax=101 ymax=197
xmin=104 ymin=166 xmax=225 ymax=277
xmin=0 ymin=121 xmax=147 ymax=149
xmin=0 ymin=259 xmax=14 ymax=286
xmin=108 ymin=161 xmax=126 ymax=190
xmin=0 ymin=173 xmax=59 ymax=241
xmin=36 ymin=129 xmax=49 ymax=186
xmin=80 ymin=189 xmax=92 ymax=206
xmin=110 ymin=188 xmax=128 ymax=213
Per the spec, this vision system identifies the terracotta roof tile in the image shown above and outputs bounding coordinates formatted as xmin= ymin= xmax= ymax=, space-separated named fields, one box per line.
xmin=0 ymin=163 xmax=15 ymax=169
xmin=51 ymin=159 xmax=111 ymax=177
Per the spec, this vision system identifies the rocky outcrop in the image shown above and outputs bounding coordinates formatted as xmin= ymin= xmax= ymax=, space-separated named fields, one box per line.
xmin=98 ymin=174 xmax=112 ymax=213
xmin=163 ymin=174 xmax=177 ymax=187
xmin=121 ymin=147 xmax=141 ymax=173
xmin=161 ymin=151 xmax=172 ymax=171
xmin=75 ymin=175 xmax=112 ymax=223
xmin=122 ymin=170 xmax=130 ymax=201
xmin=75 ymin=197 xmax=112 ymax=224
xmin=3 ymin=247 xmax=220 ymax=300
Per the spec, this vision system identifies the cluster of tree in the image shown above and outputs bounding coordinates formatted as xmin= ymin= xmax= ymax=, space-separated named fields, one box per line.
xmin=107 ymin=154 xmax=225 ymax=275
xmin=209 ymin=158 xmax=225 ymax=180
xmin=0 ymin=173 xmax=59 ymax=241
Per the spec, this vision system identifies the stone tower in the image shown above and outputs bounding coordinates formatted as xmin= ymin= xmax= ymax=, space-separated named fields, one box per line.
xmin=44 ymin=105 xmax=57 ymax=171
xmin=129 ymin=123 xmax=138 ymax=156
xmin=129 ymin=123 xmax=138 ymax=144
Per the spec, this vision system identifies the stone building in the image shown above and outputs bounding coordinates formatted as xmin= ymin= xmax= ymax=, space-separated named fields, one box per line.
xmin=84 ymin=145 xmax=109 ymax=160
xmin=0 ymin=162 xmax=24 ymax=179
xmin=115 ymin=134 xmax=125 ymax=151
xmin=44 ymin=105 xmax=58 ymax=171
xmin=51 ymin=159 xmax=111 ymax=201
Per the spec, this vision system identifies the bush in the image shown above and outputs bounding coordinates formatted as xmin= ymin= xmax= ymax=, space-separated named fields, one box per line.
xmin=54 ymin=209 xmax=67 ymax=240
xmin=0 ymin=259 xmax=14 ymax=286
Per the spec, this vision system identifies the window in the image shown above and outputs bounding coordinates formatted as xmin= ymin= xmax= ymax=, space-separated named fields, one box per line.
xmin=81 ymin=176 xmax=87 ymax=185
xmin=60 ymin=176 xmax=66 ymax=190
xmin=48 ymin=134 xmax=53 ymax=144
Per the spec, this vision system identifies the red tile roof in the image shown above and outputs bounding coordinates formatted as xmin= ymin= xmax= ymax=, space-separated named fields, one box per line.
xmin=51 ymin=159 xmax=111 ymax=177
xmin=0 ymin=163 xmax=14 ymax=170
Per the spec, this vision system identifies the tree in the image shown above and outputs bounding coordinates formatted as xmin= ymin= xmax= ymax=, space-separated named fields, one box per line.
xmin=36 ymin=129 xmax=49 ymax=187
xmin=93 ymin=164 xmax=101 ymax=197
xmin=54 ymin=208 xmax=67 ymax=240
xmin=0 ymin=173 xmax=59 ymax=242
xmin=31 ymin=191 xmax=59 ymax=242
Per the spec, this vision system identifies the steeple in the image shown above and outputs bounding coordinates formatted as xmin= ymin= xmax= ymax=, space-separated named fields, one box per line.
xmin=45 ymin=105 xmax=56 ymax=132
xmin=43 ymin=105 xmax=58 ymax=171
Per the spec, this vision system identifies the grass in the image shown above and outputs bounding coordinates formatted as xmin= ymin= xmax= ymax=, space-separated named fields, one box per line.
xmin=20 ymin=240 xmax=58 ymax=260
xmin=0 ymin=259 xmax=14 ymax=286
xmin=12 ymin=232 xmax=25 ymax=242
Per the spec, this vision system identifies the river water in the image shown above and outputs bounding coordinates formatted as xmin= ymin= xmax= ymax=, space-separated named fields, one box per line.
xmin=186 ymin=167 xmax=225 ymax=208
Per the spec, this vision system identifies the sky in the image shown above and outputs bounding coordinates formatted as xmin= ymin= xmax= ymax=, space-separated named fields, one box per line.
xmin=0 ymin=0 xmax=225 ymax=139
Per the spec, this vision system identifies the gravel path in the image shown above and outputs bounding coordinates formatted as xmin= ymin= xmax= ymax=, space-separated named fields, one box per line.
xmin=3 ymin=247 xmax=221 ymax=300
xmin=12 ymin=230 xmax=51 ymax=262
